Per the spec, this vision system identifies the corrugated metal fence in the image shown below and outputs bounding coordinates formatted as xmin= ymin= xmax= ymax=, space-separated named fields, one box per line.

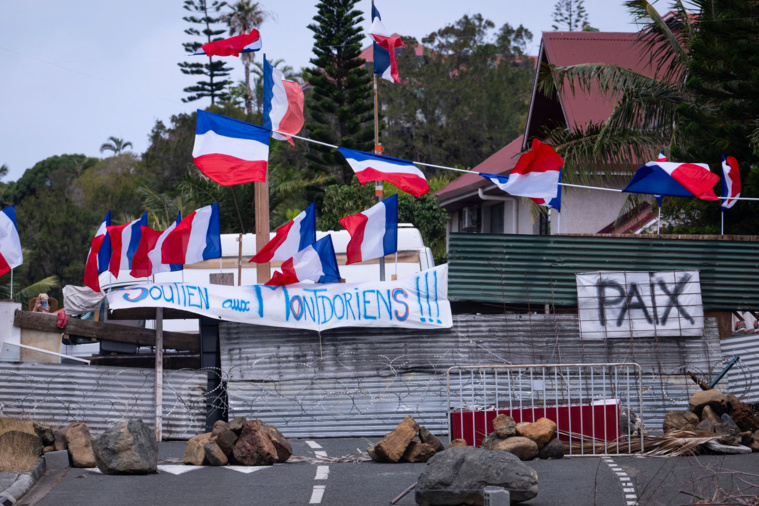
xmin=221 ymin=313 xmax=726 ymax=438
xmin=723 ymin=334 xmax=759 ymax=404
xmin=0 ymin=363 xmax=207 ymax=439
xmin=448 ymin=234 xmax=759 ymax=311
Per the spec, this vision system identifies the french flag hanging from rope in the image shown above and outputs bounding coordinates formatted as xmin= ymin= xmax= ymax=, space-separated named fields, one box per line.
xmin=338 ymin=148 xmax=429 ymax=197
xmin=193 ymin=30 xmax=262 ymax=57
xmin=623 ymin=156 xmax=720 ymax=201
xmin=530 ymin=170 xmax=562 ymax=212
xmin=250 ymin=202 xmax=316 ymax=264
xmin=193 ymin=110 xmax=270 ymax=186
xmin=721 ymin=155 xmax=741 ymax=209
xmin=84 ymin=211 xmax=111 ymax=292
xmin=106 ymin=212 xmax=148 ymax=276
xmin=263 ymin=55 xmax=305 ymax=145
xmin=340 ymin=194 xmax=398 ymax=265
xmin=161 ymin=203 xmax=221 ymax=266
xmin=480 ymin=139 xmax=563 ymax=201
xmin=266 ymin=235 xmax=341 ymax=286
xmin=0 ymin=206 xmax=23 ymax=278
xmin=130 ymin=213 xmax=183 ymax=278
xmin=370 ymin=3 xmax=405 ymax=83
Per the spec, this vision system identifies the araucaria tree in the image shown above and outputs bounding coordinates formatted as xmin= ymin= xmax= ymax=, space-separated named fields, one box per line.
xmin=179 ymin=0 xmax=233 ymax=105
xmin=306 ymin=0 xmax=373 ymax=185
xmin=552 ymin=0 xmax=589 ymax=31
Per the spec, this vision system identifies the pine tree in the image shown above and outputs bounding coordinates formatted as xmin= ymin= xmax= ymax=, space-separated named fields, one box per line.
xmin=178 ymin=0 xmax=233 ymax=105
xmin=552 ymin=0 xmax=589 ymax=31
xmin=306 ymin=0 xmax=373 ymax=186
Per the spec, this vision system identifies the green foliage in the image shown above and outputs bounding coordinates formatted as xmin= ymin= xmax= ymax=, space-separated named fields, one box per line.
xmin=73 ymin=154 xmax=147 ymax=216
xmin=306 ymin=0 xmax=374 ymax=185
xmin=99 ymin=137 xmax=133 ymax=156
xmin=142 ymin=112 xmax=198 ymax=193
xmin=178 ymin=0 xmax=234 ymax=105
xmin=552 ymin=0 xmax=589 ymax=31
xmin=380 ymin=16 xmax=534 ymax=172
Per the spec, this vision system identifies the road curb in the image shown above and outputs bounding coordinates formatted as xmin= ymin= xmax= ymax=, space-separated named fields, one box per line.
xmin=0 ymin=458 xmax=46 ymax=505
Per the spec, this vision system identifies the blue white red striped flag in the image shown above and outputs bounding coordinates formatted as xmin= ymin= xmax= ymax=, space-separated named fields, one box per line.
xmin=339 ymin=195 xmax=398 ymax=265
xmin=161 ymin=203 xmax=221 ymax=266
xmin=250 ymin=202 xmax=316 ymax=264
xmin=266 ymin=235 xmax=341 ymax=285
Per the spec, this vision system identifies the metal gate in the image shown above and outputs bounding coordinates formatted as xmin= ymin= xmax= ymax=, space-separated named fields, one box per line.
xmin=447 ymin=363 xmax=645 ymax=456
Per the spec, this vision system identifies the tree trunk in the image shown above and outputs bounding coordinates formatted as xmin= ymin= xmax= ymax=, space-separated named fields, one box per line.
xmin=244 ymin=55 xmax=253 ymax=116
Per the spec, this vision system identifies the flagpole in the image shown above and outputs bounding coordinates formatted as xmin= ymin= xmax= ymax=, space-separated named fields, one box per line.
xmin=721 ymin=210 xmax=724 ymax=236
xmin=10 ymin=268 xmax=13 ymax=300
xmin=374 ymin=74 xmax=385 ymax=282
xmin=657 ymin=208 xmax=661 ymax=235
xmin=256 ymin=54 xmax=271 ymax=285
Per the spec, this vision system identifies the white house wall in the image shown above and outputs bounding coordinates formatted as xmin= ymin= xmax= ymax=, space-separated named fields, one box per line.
xmin=552 ymin=183 xmax=630 ymax=235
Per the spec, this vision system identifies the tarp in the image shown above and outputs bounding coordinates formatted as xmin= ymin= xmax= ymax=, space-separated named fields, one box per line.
xmin=106 ymin=265 xmax=452 ymax=332
xmin=63 ymin=285 xmax=105 ymax=314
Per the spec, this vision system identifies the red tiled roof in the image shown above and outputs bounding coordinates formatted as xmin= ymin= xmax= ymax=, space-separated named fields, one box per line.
xmin=434 ymin=136 xmax=523 ymax=203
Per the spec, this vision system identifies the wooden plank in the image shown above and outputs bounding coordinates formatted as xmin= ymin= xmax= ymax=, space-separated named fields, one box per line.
xmin=13 ymin=310 xmax=199 ymax=352
xmin=106 ymin=307 xmax=200 ymax=321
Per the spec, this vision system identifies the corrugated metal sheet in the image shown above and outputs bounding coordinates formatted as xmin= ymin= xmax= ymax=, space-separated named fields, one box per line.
xmin=221 ymin=314 xmax=722 ymax=437
xmin=723 ymin=334 xmax=759 ymax=403
xmin=0 ymin=363 xmax=206 ymax=439
xmin=448 ymin=233 xmax=759 ymax=311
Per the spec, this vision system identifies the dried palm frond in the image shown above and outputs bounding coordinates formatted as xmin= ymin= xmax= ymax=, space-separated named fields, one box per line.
xmin=287 ymin=453 xmax=371 ymax=464
xmin=559 ymin=429 xmax=724 ymax=457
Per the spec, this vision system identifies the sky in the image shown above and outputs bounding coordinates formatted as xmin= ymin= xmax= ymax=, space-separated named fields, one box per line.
xmin=0 ymin=0 xmax=639 ymax=183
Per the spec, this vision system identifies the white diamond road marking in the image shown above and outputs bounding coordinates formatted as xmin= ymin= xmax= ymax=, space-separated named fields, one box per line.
xmin=310 ymin=485 xmax=326 ymax=504
xmin=605 ymin=457 xmax=637 ymax=505
xmin=315 ymin=466 xmax=329 ymax=480
xmin=306 ymin=440 xmax=322 ymax=449
xmin=314 ymin=450 xmax=328 ymax=458
xmin=225 ymin=466 xmax=272 ymax=474
xmin=158 ymin=465 xmax=203 ymax=475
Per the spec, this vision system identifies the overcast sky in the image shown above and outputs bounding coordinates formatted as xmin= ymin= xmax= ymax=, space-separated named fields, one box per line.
xmin=0 ymin=0 xmax=640 ymax=183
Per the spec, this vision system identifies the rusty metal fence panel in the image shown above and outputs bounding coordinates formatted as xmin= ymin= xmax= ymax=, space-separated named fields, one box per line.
xmin=447 ymin=364 xmax=645 ymax=456
xmin=0 ymin=363 xmax=207 ymax=439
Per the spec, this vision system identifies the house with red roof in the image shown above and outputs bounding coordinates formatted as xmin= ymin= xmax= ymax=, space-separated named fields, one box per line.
xmin=435 ymin=31 xmax=660 ymax=239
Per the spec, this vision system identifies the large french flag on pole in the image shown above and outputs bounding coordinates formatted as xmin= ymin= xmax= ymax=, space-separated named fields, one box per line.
xmin=339 ymin=194 xmax=398 ymax=265
xmin=106 ymin=212 xmax=148 ymax=276
xmin=623 ymin=157 xmax=720 ymax=201
xmin=250 ymin=202 xmax=316 ymax=264
xmin=370 ymin=3 xmax=405 ymax=83
xmin=193 ymin=30 xmax=262 ymax=57
xmin=721 ymin=155 xmax=741 ymax=209
xmin=131 ymin=213 xmax=183 ymax=278
xmin=263 ymin=55 xmax=305 ymax=145
xmin=161 ymin=203 xmax=221 ymax=266
xmin=480 ymin=139 xmax=563 ymax=201
xmin=84 ymin=211 xmax=111 ymax=292
xmin=0 ymin=206 xmax=23 ymax=277
xmin=193 ymin=110 xmax=270 ymax=186
xmin=338 ymin=147 xmax=429 ymax=197
xmin=266 ymin=235 xmax=341 ymax=286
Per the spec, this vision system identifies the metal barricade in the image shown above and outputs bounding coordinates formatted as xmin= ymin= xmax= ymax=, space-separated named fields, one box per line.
xmin=447 ymin=363 xmax=645 ymax=456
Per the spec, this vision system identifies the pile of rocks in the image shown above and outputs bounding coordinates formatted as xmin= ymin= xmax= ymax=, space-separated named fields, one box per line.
xmin=367 ymin=415 xmax=446 ymax=463
xmin=184 ymin=417 xmax=291 ymax=466
xmin=480 ymin=415 xmax=564 ymax=461
xmin=664 ymin=389 xmax=759 ymax=450
xmin=33 ymin=421 xmax=97 ymax=468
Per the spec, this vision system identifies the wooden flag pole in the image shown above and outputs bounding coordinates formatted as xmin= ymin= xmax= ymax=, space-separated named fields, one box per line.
xmin=374 ymin=74 xmax=385 ymax=282
xmin=256 ymin=56 xmax=271 ymax=285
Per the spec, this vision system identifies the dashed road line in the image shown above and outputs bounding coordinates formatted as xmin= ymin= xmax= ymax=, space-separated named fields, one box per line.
xmin=306 ymin=440 xmax=322 ymax=449
xmin=309 ymin=441 xmax=329 ymax=503
xmin=602 ymin=457 xmax=637 ymax=505
xmin=314 ymin=450 xmax=328 ymax=458
xmin=309 ymin=485 xmax=326 ymax=504
xmin=315 ymin=466 xmax=329 ymax=480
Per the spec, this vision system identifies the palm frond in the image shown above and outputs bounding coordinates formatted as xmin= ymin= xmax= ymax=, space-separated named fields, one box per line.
xmin=0 ymin=275 xmax=60 ymax=303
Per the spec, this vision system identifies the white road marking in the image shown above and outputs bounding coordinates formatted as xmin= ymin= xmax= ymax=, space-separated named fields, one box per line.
xmin=306 ymin=440 xmax=322 ymax=449
xmin=309 ymin=485 xmax=326 ymax=503
xmin=315 ymin=465 xmax=329 ymax=480
xmin=314 ymin=450 xmax=328 ymax=458
xmin=605 ymin=457 xmax=637 ymax=505
xmin=225 ymin=466 xmax=272 ymax=474
xmin=157 ymin=464 xmax=203 ymax=475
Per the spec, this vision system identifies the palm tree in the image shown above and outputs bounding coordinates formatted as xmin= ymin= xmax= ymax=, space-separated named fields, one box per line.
xmin=0 ymin=164 xmax=8 ymax=180
xmin=224 ymin=1 xmax=274 ymax=116
xmin=99 ymin=137 xmax=133 ymax=156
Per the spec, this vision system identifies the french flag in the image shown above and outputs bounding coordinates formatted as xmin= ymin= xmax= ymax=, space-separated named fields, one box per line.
xmin=530 ymin=170 xmax=562 ymax=211
xmin=370 ymin=3 xmax=405 ymax=83
xmin=481 ymin=139 xmax=563 ymax=201
xmin=249 ymin=202 xmax=316 ymax=264
xmin=266 ymin=235 xmax=341 ymax=286
xmin=721 ymin=155 xmax=741 ymax=209
xmin=338 ymin=148 xmax=429 ymax=197
xmin=130 ymin=213 xmax=183 ymax=278
xmin=0 ymin=206 xmax=23 ymax=277
xmin=161 ymin=203 xmax=221 ymax=266
xmin=106 ymin=212 xmax=148 ymax=276
xmin=624 ymin=156 xmax=720 ymax=201
xmin=263 ymin=55 xmax=305 ymax=145
xmin=193 ymin=30 xmax=262 ymax=57
xmin=339 ymin=195 xmax=398 ymax=265
xmin=84 ymin=211 xmax=111 ymax=292
xmin=193 ymin=110 xmax=270 ymax=186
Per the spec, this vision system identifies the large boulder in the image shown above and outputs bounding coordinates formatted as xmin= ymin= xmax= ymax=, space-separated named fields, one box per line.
xmin=689 ymin=390 xmax=728 ymax=416
xmin=727 ymin=394 xmax=759 ymax=432
xmin=701 ymin=405 xmax=722 ymax=425
xmin=93 ymin=419 xmax=157 ymax=474
xmin=64 ymin=422 xmax=96 ymax=468
xmin=373 ymin=415 xmax=420 ymax=462
xmin=226 ymin=417 xmax=247 ymax=434
xmin=448 ymin=439 xmax=467 ymax=448
xmin=419 ymin=426 xmax=445 ymax=452
xmin=538 ymin=438 xmax=565 ymax=460
xmin=53 ymin=429 xmax=68 ymax=452
xmin=232 ymin=419 xmax=277 ymax=466
xmin=183 ymin=433 xmax=212 ymax=465
xmin=416 ymin=447 xmax=538 ymax=505
xmin=490 ymin=437 xmax=539 ymax=461
xmin=492 ymin=415 xmax=517 ymax=439
xmin=204 ymin=441 xmax=228 ymax=466
xmin=213 ymin=428 xmax=238 ymax=458
xmin=662 ymin=410 xmax=699 ymax=432
xmin=33 ymin=422 xmax=54 ymax=446
xmin=263 ymin=424 xmax=292 ymax=463
xmin=402 ymin=441 xmax=436 ymax=463
xmin=516 ymin=418 xmax=556 ymax=449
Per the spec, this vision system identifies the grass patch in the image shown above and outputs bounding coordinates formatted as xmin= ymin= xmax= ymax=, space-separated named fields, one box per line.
xmin=0 ymin=417 xmax=42 ymax=472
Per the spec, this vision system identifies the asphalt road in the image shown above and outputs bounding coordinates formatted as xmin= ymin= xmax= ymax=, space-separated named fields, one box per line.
xmin=16 ymin=438 xmax=759 ymax=506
